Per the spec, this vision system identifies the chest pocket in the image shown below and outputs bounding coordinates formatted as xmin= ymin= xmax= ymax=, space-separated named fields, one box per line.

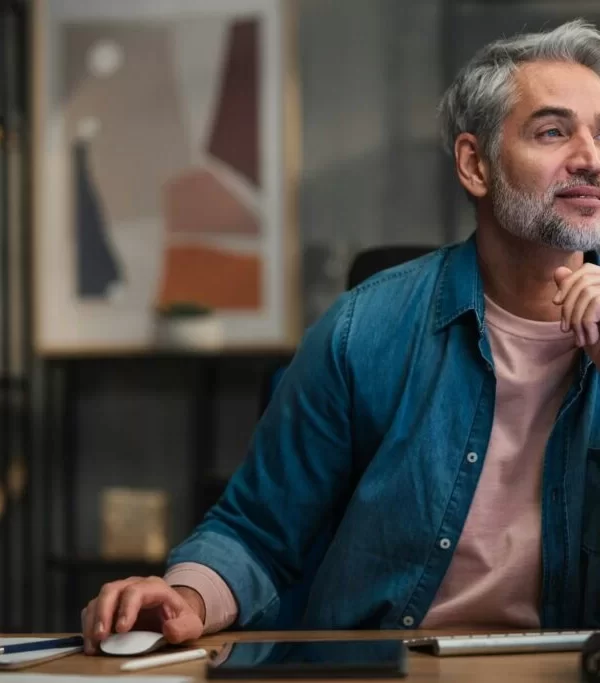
xmin=580 ymin=448 xmax=600 ymax=627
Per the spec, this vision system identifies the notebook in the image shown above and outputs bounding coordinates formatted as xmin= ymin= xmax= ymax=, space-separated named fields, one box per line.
xmin=0 ymin=638 xmax=83 ymax=670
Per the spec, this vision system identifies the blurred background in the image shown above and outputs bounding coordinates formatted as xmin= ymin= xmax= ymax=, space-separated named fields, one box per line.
xmin=0 ymin=0 xmax=597 ymax=633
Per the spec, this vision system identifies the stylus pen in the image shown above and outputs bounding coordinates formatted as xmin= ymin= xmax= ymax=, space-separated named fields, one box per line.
xmin=120 ymin=647 xmax=208 ymax=672
xmin=0 ymin=635 xmax=84 ymax=655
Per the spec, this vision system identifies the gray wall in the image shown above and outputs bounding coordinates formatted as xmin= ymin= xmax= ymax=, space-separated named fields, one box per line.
xmin=299 ymin=0 xmax=447 ymax=323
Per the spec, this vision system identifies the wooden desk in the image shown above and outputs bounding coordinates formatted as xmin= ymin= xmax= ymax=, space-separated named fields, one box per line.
xmin=19 ymin=630 xmax=584 ymax=681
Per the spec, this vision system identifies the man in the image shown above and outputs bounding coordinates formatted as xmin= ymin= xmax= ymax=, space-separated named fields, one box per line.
xmin=83 ymin=19 xmax=600 ymax=653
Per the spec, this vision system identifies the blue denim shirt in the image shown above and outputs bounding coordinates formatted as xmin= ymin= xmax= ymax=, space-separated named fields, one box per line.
xmin=168 ymin=234 xmax=600 ymax=630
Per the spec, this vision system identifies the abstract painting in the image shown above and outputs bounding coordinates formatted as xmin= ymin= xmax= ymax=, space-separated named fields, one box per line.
xmin=33 ymin=0 xmax=300 ymax=353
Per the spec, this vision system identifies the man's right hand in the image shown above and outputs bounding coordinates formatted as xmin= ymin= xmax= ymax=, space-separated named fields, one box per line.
xmin=81 ymin=576 xmax=206 ymax=655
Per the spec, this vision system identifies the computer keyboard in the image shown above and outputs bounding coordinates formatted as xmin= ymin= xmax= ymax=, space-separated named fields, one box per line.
xmin=404 ymin=630 xmax=596 ymax=656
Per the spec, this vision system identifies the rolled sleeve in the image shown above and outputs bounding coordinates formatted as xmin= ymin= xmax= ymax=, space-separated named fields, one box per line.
xmin=168 ymin=530 xmax=279 ymax=628
xmin=164 ymin=561 xmax=239 ymax=634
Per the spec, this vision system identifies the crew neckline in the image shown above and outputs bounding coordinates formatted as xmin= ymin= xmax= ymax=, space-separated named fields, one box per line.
xmin=484 ymin=294 xmax=573 ymax=342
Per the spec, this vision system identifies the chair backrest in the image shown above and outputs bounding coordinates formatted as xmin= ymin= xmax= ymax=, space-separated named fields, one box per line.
xmin=346 ymin=244 xmax=434 ymax=289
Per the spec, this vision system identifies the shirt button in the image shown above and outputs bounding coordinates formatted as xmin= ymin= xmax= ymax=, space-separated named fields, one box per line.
xmin=403 ymin=615 xmax=415 ymax=627
xmin=439 ymin=538 xmax=452 ymax=550
xmin=466 ymin=452 xmax=478 ymax=464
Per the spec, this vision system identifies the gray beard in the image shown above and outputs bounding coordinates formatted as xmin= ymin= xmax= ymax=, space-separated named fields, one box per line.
xmin=490 ymin=168 xmax=600 ymax=252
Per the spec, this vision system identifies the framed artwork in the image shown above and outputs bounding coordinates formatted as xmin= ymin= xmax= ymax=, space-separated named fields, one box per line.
xmin=32 ymin=0 xmax=301 ymax=354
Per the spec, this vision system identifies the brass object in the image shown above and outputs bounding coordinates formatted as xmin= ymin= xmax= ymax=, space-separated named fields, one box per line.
xmin=101 ymin=487 xmax=169 ymax=562
xmin=0 ymin=458 xmax=28 ymax=522
xmin=7 ymin=456 xmax=27 ymax=500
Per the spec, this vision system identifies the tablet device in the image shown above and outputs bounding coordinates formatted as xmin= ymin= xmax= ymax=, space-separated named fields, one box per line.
xmin=206 ymin=638 xmax=408 ymax=679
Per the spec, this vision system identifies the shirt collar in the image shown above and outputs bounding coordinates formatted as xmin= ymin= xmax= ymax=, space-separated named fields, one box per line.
xmin=433 ymin=233 xmax=484 ymax=333
xmin=433 ymin=232 xmax=600 ymax=334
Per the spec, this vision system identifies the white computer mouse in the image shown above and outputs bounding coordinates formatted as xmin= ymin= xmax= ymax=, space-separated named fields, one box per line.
xmin=99 ymin=630 xmax=167 ymax=656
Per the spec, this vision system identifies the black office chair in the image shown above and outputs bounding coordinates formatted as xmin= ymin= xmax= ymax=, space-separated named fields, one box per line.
xmin=346 ymin=245 xmax=435 ymax=289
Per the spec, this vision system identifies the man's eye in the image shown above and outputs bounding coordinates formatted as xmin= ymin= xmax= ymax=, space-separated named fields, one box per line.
xmin=539 ymin=128 xmax=563 ymax=138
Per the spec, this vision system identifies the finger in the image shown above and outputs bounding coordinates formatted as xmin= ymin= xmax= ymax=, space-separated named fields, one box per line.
xmin=555 ymin=262 xmax=599 ymax=288
xmin=554 ymin=266 xmax=579 ymax=304
xmin=561 ymin=276 xmax=600 ymax=332
xmin=162 ymin=612 xmax=204 ymax=644
xmin=572 ymin=323 xmax=585 ymax=347
xmin=554 ymin=265 xmax=573 ymax=287
xmin=582 ymin=297 xmax=600 ymax=346
xmin=116 ymin=580 xmax=188 ymax=633
xmin=583 ymin=318 xmax=600 ymax=347
xmin=82 ymin=601 xmax=98 ymax=655
xmin=555 ymin=264 xmax=600 ymax=303
xmin=94 ymin=577 xmax=143 ymax=640
xmin=569 ymin=287 xmax=598 ymax=339
xmin=160 ymin=603 xmax=176 ymax=621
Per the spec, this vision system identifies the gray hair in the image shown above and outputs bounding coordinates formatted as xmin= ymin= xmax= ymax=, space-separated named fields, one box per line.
xmin=439 ymin=19 xmax=600 ymax=162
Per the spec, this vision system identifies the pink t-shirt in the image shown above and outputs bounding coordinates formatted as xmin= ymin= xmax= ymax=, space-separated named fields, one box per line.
xmin=422 ymin=295 xmax=577 ymax=628
xmin=166 ymin=295 xmax=578 ymax=632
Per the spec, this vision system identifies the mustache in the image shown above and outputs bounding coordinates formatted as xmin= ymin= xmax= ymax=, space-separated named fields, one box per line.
xmin=551 ymin=176 xmax=600 ymax=194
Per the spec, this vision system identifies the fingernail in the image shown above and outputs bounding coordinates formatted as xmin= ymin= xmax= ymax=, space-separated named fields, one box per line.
xmin=118 ymin=615 xmax=127 ymax=627
xmin=94 ymin=622 xmax=103 ymax=636
xmin=553 ymin=293 xmax=562 ymax=304
xmin=561 ymin=319 xmax=568 ymax=332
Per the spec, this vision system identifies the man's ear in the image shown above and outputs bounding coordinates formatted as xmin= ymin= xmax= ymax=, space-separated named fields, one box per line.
xmin=454 ymin=133 xmax=490 ymax=198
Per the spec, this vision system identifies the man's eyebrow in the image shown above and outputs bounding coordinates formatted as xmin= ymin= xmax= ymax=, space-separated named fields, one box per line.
xmin=521 ymin=106 xmax=600 ymax=132
xmin=524 ymin=106 xmax=576 ymax=125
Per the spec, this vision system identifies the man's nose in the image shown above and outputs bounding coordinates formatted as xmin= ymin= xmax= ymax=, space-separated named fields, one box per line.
xmin=566 ymin=132 xmax=600 ymax=177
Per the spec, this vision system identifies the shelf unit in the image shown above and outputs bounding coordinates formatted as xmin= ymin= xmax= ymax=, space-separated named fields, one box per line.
xmin=42 ymin=351 xmax=292 ymax=631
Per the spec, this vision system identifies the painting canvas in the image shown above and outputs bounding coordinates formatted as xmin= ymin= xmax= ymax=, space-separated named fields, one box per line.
xmin=33 ymin=0 xmax=300 ymax=353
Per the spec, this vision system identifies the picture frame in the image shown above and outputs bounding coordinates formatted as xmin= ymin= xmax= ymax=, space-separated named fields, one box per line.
xmin=32 ymin=0 xmax=301 ymax=354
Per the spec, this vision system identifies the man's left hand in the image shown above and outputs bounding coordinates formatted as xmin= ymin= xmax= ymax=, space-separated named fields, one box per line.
xmin=554 ymin=264 xmax=600 ymax=366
